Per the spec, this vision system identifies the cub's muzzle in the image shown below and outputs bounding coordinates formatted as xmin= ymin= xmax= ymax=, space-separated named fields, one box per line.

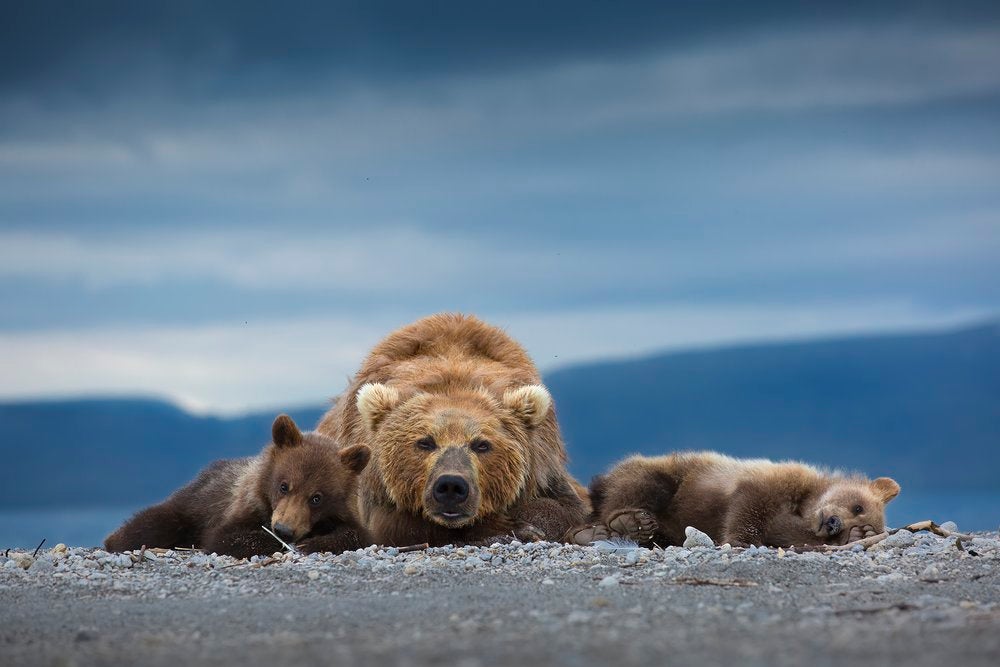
xmin=819 ymin=514 xmax=843 ymax=537
xmin=271 ymin=522 xmax=295 ymax=543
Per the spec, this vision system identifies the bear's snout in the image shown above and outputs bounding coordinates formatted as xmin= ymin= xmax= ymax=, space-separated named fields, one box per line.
xmin=272 ymin=522 xmax=295 ymax=543
xmin=823 ymin=515 xmax=843 ymax=536
xmin=433 ymin=475 xmax=470 ymax=506
xmin=422 ymin=445 xmax=482 ymax=526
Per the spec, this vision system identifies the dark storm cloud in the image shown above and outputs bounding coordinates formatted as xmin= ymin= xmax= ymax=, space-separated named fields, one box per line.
xmin=4 ymin=0 xmax=999 ymax=101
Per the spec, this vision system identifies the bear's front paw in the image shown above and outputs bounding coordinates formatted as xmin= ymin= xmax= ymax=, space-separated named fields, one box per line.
xmin=564 ymin=523 xmax=615 ymax=545
xmin=606 ymin=508 xmax=658 ymax=544
xmin=514 ymin=522 xmax=546 ymax=543
xmin=847 ymin=525 xmax=880 ymax=543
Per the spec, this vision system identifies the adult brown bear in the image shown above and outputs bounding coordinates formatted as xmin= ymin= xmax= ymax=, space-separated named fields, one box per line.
xmin=317 ymin=313 xmax=588 ymax=546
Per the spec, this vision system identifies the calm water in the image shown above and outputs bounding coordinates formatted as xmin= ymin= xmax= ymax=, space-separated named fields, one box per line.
xmin=1 ymin=492 xmax=998 ymax=549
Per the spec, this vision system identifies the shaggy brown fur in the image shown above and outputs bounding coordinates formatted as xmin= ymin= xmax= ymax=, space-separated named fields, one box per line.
xmin=104 ymin=415 xmax=372 ymax=558
xmin=569 ymin=452 xmax=900 ymax=548
xmin=317 ymin=313 xmax=589 ymax=546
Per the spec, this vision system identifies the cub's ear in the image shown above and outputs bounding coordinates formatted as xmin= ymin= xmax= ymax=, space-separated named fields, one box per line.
xmin=272 ymin=414 xmax=302 ymax=449
xmin=356 ymin=382 xmax=400 ymax=431
xmin=871 ymin=477 xmax=900 ymax=503
xmin=339 ymin=444 xmax=372 ymax=475
xmin=503 ymin=384 xmax=552 ymax=428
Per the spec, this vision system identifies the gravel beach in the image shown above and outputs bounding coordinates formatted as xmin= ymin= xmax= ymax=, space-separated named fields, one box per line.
xmin=2 ymin=529 xmax=999 ymax=667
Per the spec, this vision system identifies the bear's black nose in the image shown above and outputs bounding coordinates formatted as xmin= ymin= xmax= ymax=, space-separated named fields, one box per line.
xmin=272 ymin=522 xmax=295 ymax=542
xmin=433 ymin=475 xmax=469 ymax=505
xmin=824 ymin=515 xmax=843 ymax=536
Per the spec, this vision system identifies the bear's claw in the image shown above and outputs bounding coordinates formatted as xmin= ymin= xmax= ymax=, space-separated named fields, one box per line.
xmin=563 ymin=509 xmax=659 ymax=546
xmin=515 ymin=522 xmax=546 ymax=543
xmin=847 ymin=524 xmax=880 ymax=543
xmin=564 ymin=523 xmax=615 ymax=545
xmin=606 ymin=508 xmax=658 ymax=544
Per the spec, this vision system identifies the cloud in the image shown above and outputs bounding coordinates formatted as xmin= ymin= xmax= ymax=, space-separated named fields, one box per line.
xmin=6 ymin=24 xmax=1000 ymax=162
xmin=1 ymin=209 xmax=996 ymax=298
xmin=0 ymin=303 xmax=988 ymax=414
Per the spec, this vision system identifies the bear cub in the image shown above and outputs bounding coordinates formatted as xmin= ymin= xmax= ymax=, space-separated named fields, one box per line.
xmin=567 ymin=452 xmax=900 ymax=548
xmin=104 ymin=415 xmax=372 ymax=558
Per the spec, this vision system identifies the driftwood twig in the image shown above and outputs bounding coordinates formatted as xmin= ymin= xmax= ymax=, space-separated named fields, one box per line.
xmin=669 ymin=576 xmax=758 ymax=588
xmin=397 ymin=543 xmax=430 ymax=553
xmin=833 ymin=602 xmax=918 ymax=615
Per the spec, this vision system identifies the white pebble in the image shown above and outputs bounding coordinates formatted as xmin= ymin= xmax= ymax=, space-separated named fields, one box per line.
xmin=682 ymin=526 xmax=715 ymax=549
xmin=598 ymin=575 xmax=620 ymax=587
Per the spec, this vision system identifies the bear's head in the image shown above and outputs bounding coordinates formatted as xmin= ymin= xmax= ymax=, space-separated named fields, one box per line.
xmin=813 ymin=476 xmax=900 ymax=544
xmin=356 ymin=382 xmax=551 ymax=528
xmin=265 ymin=414 xmax=371 ymax=544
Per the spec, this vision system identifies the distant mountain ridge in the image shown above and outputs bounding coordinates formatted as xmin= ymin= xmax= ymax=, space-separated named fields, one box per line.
xmin=1 ymin=322 xmax=997 ymax=509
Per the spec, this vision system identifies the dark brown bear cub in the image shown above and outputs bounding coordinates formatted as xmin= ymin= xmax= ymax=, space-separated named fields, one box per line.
xmin=567 ymin=452 xmax=900 ymax=548
xmin=104 ymin=415 xmax=371 ymax=558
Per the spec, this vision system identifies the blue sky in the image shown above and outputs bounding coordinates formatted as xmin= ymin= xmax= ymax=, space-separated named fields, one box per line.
xmin=1 ymin=1 xmax=998 ymax=412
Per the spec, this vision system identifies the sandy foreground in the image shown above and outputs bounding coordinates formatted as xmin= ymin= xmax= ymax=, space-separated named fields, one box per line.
xmin=2 ymin=530 xmax=999 ymax=667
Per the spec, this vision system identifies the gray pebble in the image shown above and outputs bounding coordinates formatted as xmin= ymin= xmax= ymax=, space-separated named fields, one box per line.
xmin=876 ymin=529 xmax=915 ymax=549
xmin=682 ymin=526 xmax=715 ymax=549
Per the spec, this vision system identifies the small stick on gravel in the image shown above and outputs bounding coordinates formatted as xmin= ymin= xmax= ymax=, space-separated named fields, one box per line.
xmin=670 ymin=576 xmax=758 ymax=588
xmin=396 ymin=543 xmax=430 ymax=553
xmin=833 ymin=602 xmax=918 ymax=615
xmin=253 ymin=556 xmax=281 ymax=568
xmin=261 ymin=525 xmax=299 ymax=555
xmin=32 ymin=538 xmax=46 ymax=558
xmin=220 ymin=560 xmax=250 ymax=569
xmin=137 ymin=545 xmax=147 ymax=565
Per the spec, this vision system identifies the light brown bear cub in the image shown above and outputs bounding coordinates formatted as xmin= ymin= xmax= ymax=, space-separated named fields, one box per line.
xmin=567 ymin=452 xmax=900 ymax=548
xmin=104 ymin=415 xmax=372 ymax=558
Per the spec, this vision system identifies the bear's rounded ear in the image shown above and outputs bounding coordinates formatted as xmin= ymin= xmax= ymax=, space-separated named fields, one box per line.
xmin=503 ymin=384 xmax=552 ymax=428
xmin=871 ymin=477 xmax=900 ymax=503
xmin=272 ymin=414 xmax=302 ymax=449
xmin=356 ymin=382 xmax=400 ymax=431
xmin=339 ymin=444 xmax=372 ymax=474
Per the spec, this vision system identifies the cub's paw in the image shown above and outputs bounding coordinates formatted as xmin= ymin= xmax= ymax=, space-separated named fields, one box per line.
xmin=847 ymin=525 xmax=880 ymax=543
xmin=564 ymin=523 xmax=615 ymax=546
xmin=514 ymin=522 xmax=546 ymax=543
xmin=606 ymin=508 xmax=658 ymax=544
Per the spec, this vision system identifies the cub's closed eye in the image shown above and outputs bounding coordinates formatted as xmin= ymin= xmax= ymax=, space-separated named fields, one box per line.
xmin=279 ymin=482 xmax=289 ymax=494
xmin=852 ymin=505 xmax=864 ymax=515
xmin=471 ymin=439 xmax=492 ymax=454
xmin=310 ymin=494 xmax=322 ymax=506
xmin=416 ymin=436 xmax=437 ymax=451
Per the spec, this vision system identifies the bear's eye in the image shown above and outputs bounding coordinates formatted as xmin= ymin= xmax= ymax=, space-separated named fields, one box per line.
xmin=852 ymin=505 xmax=864 ymax=515
xmin=470 ymin=439 xmax=492 ymax=454
xmin=415 ymin=436 xmax=437 ymax=451
xmin=279 ymin=482 xmax=289 ymax=495
xmin=309 ymin=493 xmax=322 ymax=507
